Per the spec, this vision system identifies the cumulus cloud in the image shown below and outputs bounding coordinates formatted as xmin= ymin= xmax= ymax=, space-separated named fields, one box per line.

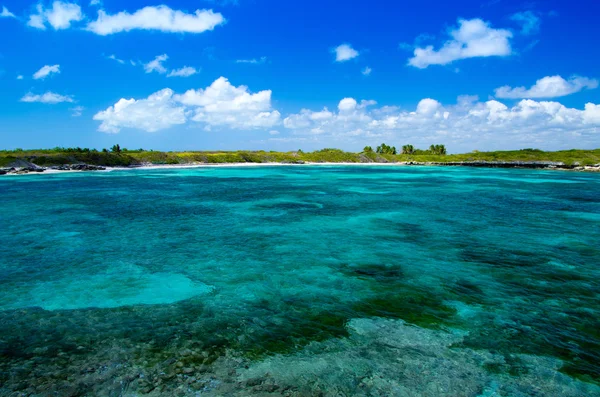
xmin=33 ymin=64 xmax=60 ymax=80
xmin=93 ymin=89 xmax=186 ymax=133
xmin=174 ymin=77 xmax=281 ymax=129
xmin=28 ymin=1 xmax=84 ymax=30
xmin=510 ymin=11 xmax=540 ymax=35
xmin=495 ymin=75 xmax=599 ymax=99
xmin=91 ymin=77 xmax=600 ymax=150
xmin=93 ymin=77 xmax=280 ymax=133
xmin=408 ymin=18 xmax=513 ymax=69
xmin=167 ymin=66 xmax=199 ymax=78
xmin=1 ymin=6 xmax=16 ymax=18
xmin=282 ymin=96 xmax=600 ymax=150
xmin=333 ymin=44 xmax=359 ymax=62
xmin=236 ymin=56 xmax=267 ymax=64
xmin=144 ymin=54 xmax=168 ymax=74
xmin=20 ymin=92 xmax=74 ymax=104
xmin=583 ymin=103 xmax=600 ymax=124
xmin=17 ymin=75 xmax=24 ymax=80
xmin=86 ymin=5 xmax=225 ymax=35
xmin=27 ymin=5 xmax=45 ymax=29
xmin=283 ymin=99 xmax=378 ymax=137
xmin=362 ymin=66 xmax=372 ymax=76
xmin=89 ymin=0 xmax=102 ymax=6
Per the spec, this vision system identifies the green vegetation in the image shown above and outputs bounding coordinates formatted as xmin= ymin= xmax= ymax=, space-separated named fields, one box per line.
xmin=429 ymin=144 xmax=447 ymax=155
xmin=376 ymin=143 xmax=397 ymax=155
xmin=401 ymin=144 xmax=415 ymax=154
xmin=1 ymin=145 xmax=600 ymax=168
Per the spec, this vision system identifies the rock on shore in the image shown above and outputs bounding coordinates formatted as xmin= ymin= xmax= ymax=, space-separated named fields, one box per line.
xmin=0 ymin=164 xmax=106 ymax=175
xmin=401 ymin=161 xmax=600 ymax=171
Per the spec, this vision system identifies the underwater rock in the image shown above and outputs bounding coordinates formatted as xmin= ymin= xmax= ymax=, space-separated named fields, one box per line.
xmin=230 ymin=318 xmax=600 ymax=397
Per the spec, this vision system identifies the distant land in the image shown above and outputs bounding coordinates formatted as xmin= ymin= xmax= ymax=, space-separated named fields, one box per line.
xmin=1 ymin=145 xmax=600 ymax=175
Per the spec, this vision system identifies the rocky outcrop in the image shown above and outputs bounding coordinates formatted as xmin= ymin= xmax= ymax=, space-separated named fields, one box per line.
xmin=6 ymin=159 xmax=41 ymax=169
xmin=398 ymin=161 xmax=590 ymax=170
xmin=49 ymin=164 xmax=106 ymax=171
xmin=0 ymin=166 xmax=45 ymax=175
xmin=427 ymin=161 xmax=567 ymax=169
xmin=0 ymin=163 xmax=106 ymax=175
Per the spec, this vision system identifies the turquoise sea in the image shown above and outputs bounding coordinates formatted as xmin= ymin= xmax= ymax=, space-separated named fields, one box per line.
xmin=1 ymin=165 xmax=599 ymax=396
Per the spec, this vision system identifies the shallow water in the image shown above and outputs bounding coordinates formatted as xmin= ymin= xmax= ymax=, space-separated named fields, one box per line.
xmin=0 ymin=166 xmax=599 ymax=396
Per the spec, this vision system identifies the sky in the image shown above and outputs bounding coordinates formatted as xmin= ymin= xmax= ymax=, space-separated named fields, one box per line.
xmin=1 ymin=0 xmax=599 ymax=153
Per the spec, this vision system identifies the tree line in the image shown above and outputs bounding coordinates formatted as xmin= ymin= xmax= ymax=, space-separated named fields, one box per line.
xmin=33 ymin=145 xmax=147 ymax=154
xmin=363 ymin=144 xmax=447 ymax=155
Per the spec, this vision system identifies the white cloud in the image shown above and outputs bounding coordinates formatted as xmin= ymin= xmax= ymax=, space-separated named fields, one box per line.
xmin=174 ymin=77 xmax=280 ymax=129
xmin=338 ymin=98 xmax=358 ymax=112
xmin=362 ymin=66 xmax=372 ymax=76
xmin=17 ymin=75 xmax=24 ymax=80
xmin=495 ymin=75 xmax=599 ymax=99
xmin=144 ymin=54 xmax=168 ymax=74
xmin=416 ymin=98 xmax=444 ymax=116
xmin=27 ymin=5 xmax=46 ymax=29
xmin=93 ymin=77 xmax=280 ymax=133
xmin=90 ymin=77 xmax=600 ymax=150
xmin=28 ymin=1 xmax=84 ymax=30
xmin=86 ymin=5 xmax=225 ymax=35
xmin=1 ymin=6 xmax=16 ymax=18
xmin=236 ymin=56 xmax=267 ymax=64
xmin=583 ymin=103 xmax=600 ymax=124
xmin=33 ymin=64 xmax=60 ymax=80
xmin=107 ymin=54 xmax=125 ymax=64
xmin=284 ymin=98 xmax=377 ymax=136
xmin=46 ymin=1 xmax=83 ymax=29
xmin=333 ymin=44 xmax=359 ymax=62
xmin=70 ymin=105 xmax=84 ymax=117
xmin=167 ymin=66 xmax=199 ymax=78
xmin=93 ymin=89 xmax=186 ymax=133
xmin=20 ymin=92 xmax=74 ymax=104
xmin=408 ymin=18 xmax=513 ymax=69
xmin=89 ymin=0 xmax=102 ymax=6
xmin=282 ymin=96 xmax=600 ymax=151
xmin=510 ymin=11 xmax=540 ymax=35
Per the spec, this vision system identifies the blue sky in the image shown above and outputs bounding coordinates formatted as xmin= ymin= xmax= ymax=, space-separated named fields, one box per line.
xmin=1 ymin=0 xmax=599 ymax=152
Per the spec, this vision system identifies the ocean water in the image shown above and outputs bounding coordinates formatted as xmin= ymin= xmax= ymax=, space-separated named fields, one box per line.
xmin=0 ymin=165 xmax=599 ymax=396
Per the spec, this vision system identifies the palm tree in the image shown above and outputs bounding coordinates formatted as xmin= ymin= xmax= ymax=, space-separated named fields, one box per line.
xmin=376 ymin=143 xmax=397 ymax=155
xmin=402 ymin=144 xmax=415 ymax=154
xmin=429 ymin=144 xmax=447 ymax=155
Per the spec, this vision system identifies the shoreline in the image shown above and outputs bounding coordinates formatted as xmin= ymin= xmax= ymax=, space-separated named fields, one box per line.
xmin=2 ymin=160 xmax=600 ymax=176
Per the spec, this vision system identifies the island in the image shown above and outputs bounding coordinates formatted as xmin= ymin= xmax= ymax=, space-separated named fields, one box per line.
xmin=1 ymin=144 xmax=600 ymax=175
